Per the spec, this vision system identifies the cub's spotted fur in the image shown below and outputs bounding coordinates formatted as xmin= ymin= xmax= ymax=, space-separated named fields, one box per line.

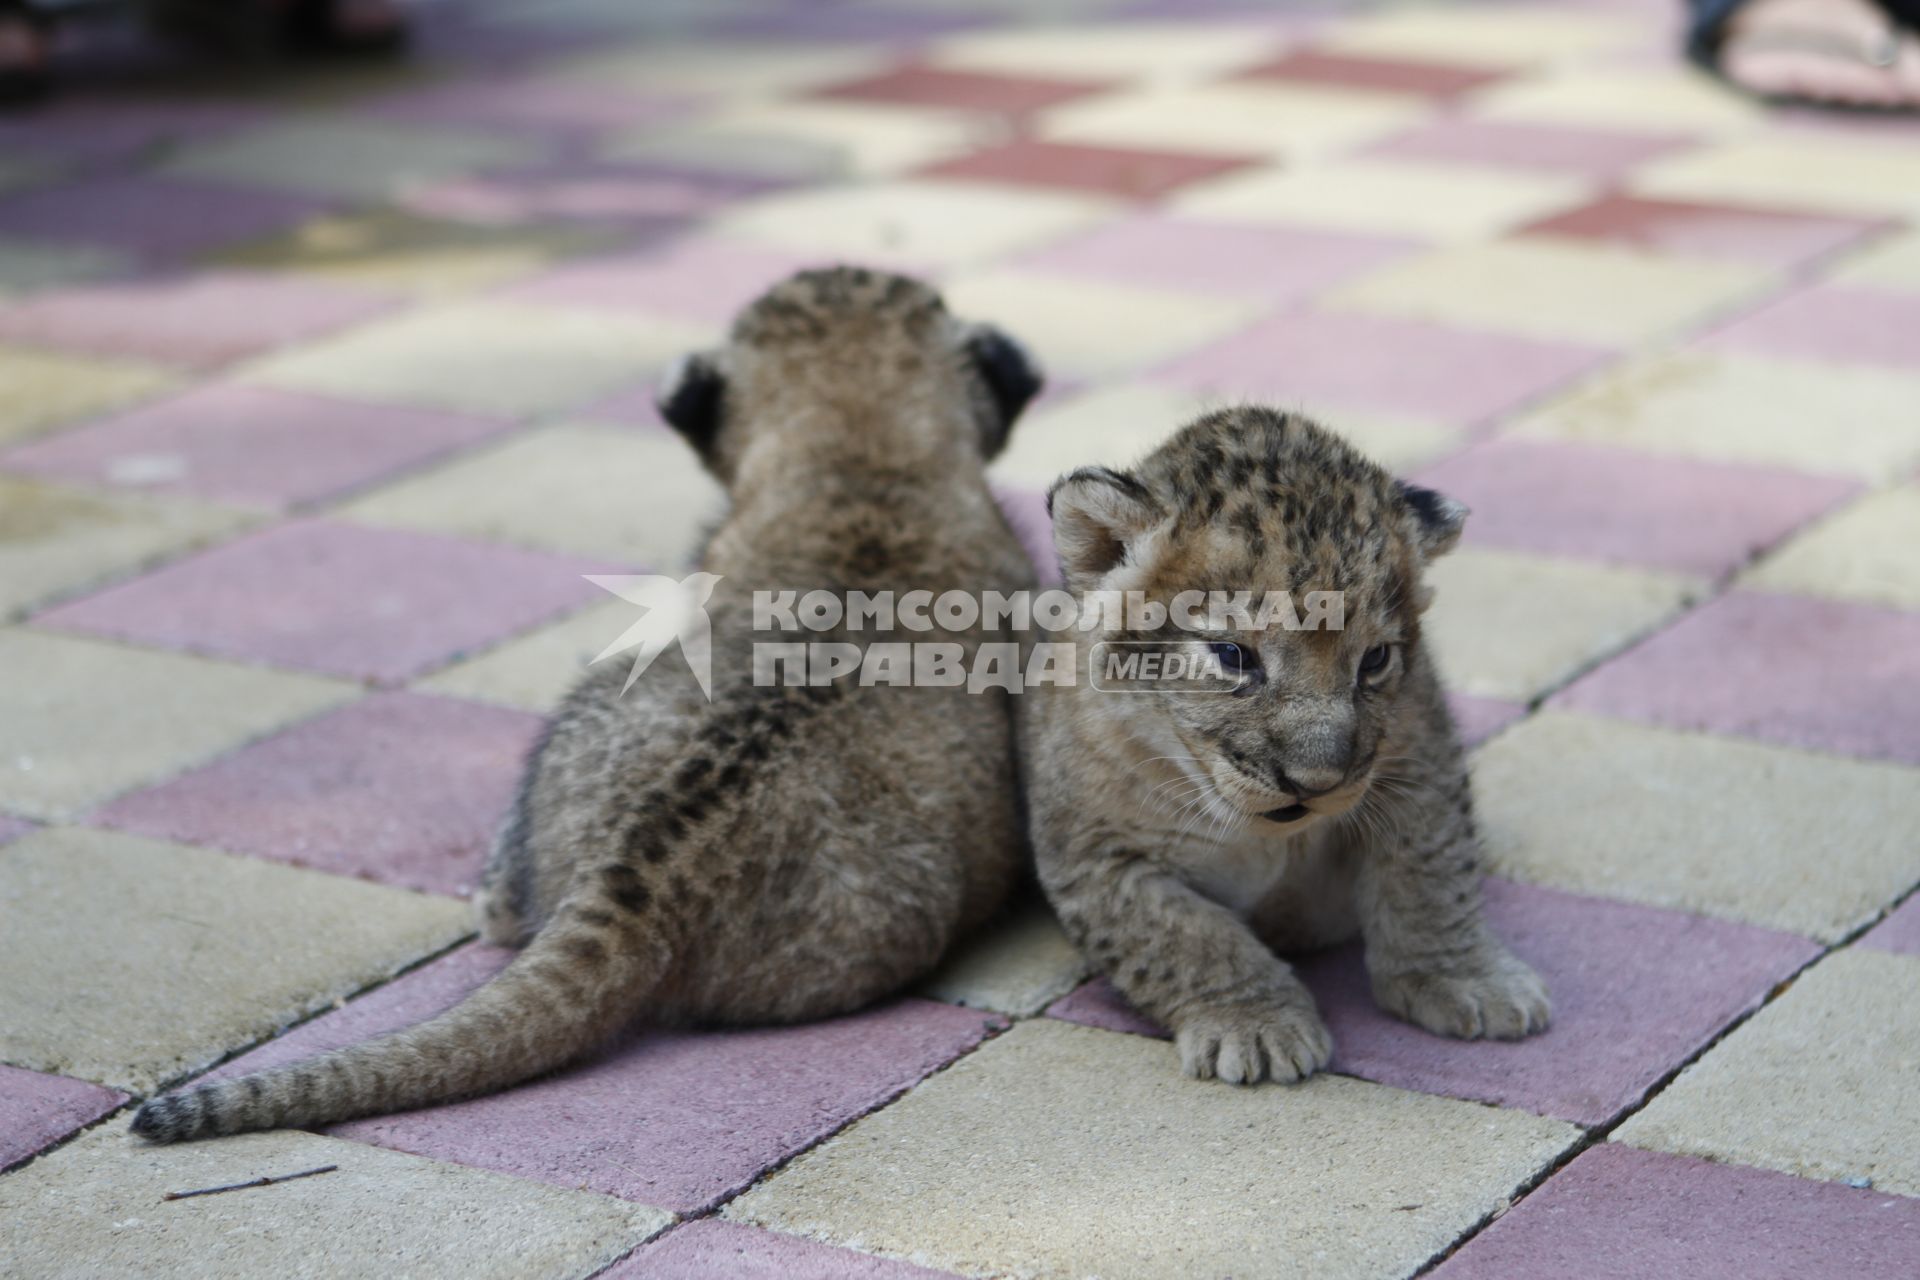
xmin=1027 ymin=407 xmax=1548 ymax=1084
xmin=133 ymin=268 xmax=1041 ymax=1141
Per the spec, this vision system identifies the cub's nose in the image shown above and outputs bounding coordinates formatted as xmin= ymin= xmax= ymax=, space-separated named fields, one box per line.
xmin=1276 ymin=764 xmax=1344 ymax=799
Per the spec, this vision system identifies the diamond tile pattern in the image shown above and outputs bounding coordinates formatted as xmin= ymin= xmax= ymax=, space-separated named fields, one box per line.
xmin=4 ymin=0 xmax=1918 ymax=1268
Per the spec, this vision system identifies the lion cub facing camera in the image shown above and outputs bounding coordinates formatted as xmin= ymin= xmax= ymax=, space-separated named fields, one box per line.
xmin=133 ymin=267 xmax=1043 ymax=1141
xmin=1026 ymin=407 xmax=1549 ymax=1085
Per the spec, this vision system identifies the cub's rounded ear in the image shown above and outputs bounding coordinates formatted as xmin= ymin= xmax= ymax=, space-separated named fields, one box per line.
xmin=967 ymin=325 xmax=1044 ymax=455
xmin=1047 ymin=466 xmax=1164 ymax=587
xmin=1396 ymin=481 xmax=1468 ymax=558
xmin=657 ymin=353 xmax=725 ymax=458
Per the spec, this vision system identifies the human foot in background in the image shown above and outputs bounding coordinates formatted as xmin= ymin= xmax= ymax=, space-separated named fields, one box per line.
xmin=284 ymin=0 xmax=410 ymax=55
xmin=1715 ymin=0 xmax=1920 ymax=108
xmin=0 ymin=5 xmax=50 ymax=103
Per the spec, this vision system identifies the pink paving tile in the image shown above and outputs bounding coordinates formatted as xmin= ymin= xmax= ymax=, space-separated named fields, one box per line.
xmin=1155 ymin=310 xmax=1606 ymax=426
xmin=209 ymin=944 xmax=1004 ymax=1212
xmin=1449 ymin=694 xmax=1527 ymax=747
xmin=1429 ymin=1144 xmax=1920 ymax=1279
xmin=1363 ymin=119 xmax=1694 ymax=180
xmin=1239 ymin=48 xmax=1510 ymax=98
xmin=0 ymin=815 xmax=33 ymax=846
xmin=1521 ymin=194 xmax=1884 ymax=269
xmin=1862 ymin=896 xmax=1920 ymax=958
xmin=609 ymin=1221 xmax=960 ymax=1280
xmin=35 ymin=519 xmax=609 ymax=684
xmin=0 ymin=272 xmax=397 ymax=371
xmin=0 ymin=175 xmax=333 ymax=259
xmin=1553 ymin=591 xmax=1920 ymax=764
xmin=1414 ymin=439 xmax=1860 ymax=576
xmin=1014 ymin=213 xmax=1415 ymax=300
xmin=0 ymin=384 xmax=511 ymax=511
xmin=1707 ymin=283 xmax=1920 ymax=370
xmin=0 ymin=100 xmax=261 ymax=174
xmin=505 ymin=239 xmax=826 ymax=325
xmin=993 ymin=484 xmax=1062 ymax=587
xmin=921 ymin=140 xmax=1258 ymax=201
xmin=0 ymin=1065 xmax=126 ymax=1171
xmin=1047 ymin=878 xmax=1817 ymax=1125
xmin=94 ymin=691 xmax=543 ymax=896
xmin=810 ymin=64 xmax=1111 ymax=115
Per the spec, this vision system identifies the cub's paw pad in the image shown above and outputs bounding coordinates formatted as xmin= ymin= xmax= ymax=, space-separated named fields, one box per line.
xmin=1373 ymin=955 xmax=1551 ymax=1041
xmin=1176 ymin=1003 xmax=1332 ymax=1084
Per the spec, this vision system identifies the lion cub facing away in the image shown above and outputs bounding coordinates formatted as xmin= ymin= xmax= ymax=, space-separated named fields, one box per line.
xmin=133 ymin=267 xmax=1043 ymax=1141
xmin=1028 ymin=407 xmax=1549 ymax=1085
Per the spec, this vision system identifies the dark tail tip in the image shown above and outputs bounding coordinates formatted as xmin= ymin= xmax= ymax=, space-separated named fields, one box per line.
xmin=130 ymin=1093 xmax=199 ymax=1143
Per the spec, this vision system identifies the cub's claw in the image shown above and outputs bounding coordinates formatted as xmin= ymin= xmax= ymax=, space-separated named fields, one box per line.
xmin=1372 ymin=950 xmax=1551 ymax=1041
xmin=1176 ymin=1001 xmax=1333 ymax=1084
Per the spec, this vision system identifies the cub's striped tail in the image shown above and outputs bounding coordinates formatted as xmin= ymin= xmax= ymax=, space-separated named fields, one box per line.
xmin=131 ymin=906 xmax=664 ymax=1143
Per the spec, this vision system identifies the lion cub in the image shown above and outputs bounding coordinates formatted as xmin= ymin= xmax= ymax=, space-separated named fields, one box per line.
xmin=1026 ymin=407 xmax=1548 ymax=1084
xmin=134 ymin=267 xmax=1042 ymax=1141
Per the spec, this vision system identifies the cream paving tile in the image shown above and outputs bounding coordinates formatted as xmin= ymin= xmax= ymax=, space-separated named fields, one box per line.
xmin=928 ymin=21 xmax=1282 ymax=84
xmin=1316 ymin=8 xmax=1645 ymax=67
xmin=1325 ymin=237 xmax=1767 ymax=346
xmin=1473 ymin=711 xmax=1920 ymax=941
xmin=942 ymin=270 xmax=1265 ymax=381
xmin=0 ymin=346 xmax=176 ymax=446
xmin=0 ymin=629 xmax=353 ymax=821
xmin=1424 ymin=547 xmax=1698 ymax=703
xmin=991 ymin=383 xmax=1457 ymax=489
xmin=554 ymin=41 xmax=888 ymax=100
xmin=1312 ymin=408 xmax=1466 ymax=471
xmin=709 ymin=180 xmax=1119 ymax=268
xmin=1513 ymin=351 xmax=1920 ymax=481
xmin=727 ymin=1019 xmax=1578 ymax=1280
xmin=1616 ymin=949 xmax=1920 ymax=1196
xmin=416 ymin=597 xmax=632 ymax=712
xmin=216 ymin=212 xmax=617 ymax=298
xmin=1172 ymin=158 xmax=1587 ymax=242
xmin=338 ymin=423 xmax=720 ymax=565
xmin=989 ymin=381 xmax=1205 ymax=488
xmin=1634 ymin=136 xmax=1920 ymax=219
xmin=0 ymin=1126 xmax=667 ymax=1280
xmin=161 ymin=118 xmax=537 ymax=202
xmin=1830 ymin=229 xmax=1920 ymax=293
xmin=0 ymin=475 xmax=250 ymax=619
xmin=637 ymin=99 xmax=1006 ymax=182
xmin=1472 ymin=68 xmax=1767 ymax=134
xmin=919 ymin=899 xmax=1090 ymax=1017
xmin=0 ymin=827 xmax=470 ymax=1092
xmin=247 ymin=302 xmax=705 ymax=419
xmin=1741 ymin=486 xmax=1920 ymax=610
xmin=1035 ymin=82 xmax=1422 ymax=161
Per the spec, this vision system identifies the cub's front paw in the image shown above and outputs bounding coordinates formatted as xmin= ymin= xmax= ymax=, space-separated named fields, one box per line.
xmin=1372 ymin=950 xmax=1551 ymax=1041
xmin=1175 ymin=1001 xmax=1332 ymax=1085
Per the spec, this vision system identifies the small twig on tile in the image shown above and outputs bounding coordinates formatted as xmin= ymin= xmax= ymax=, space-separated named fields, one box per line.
xmin=162 ymin=1164 xmax=339 ymax=1202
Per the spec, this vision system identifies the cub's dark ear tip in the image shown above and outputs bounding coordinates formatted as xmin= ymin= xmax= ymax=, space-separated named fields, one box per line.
xmin=970 ymin=327 xmax=1044 ymax=427
xmin=1396 ymin=480 xmax=1468 ymax=550
xmin=1045 ymin=466 xmax=1153 ymax=517
xmin=656 ymin=354 xmax=724 ymax=451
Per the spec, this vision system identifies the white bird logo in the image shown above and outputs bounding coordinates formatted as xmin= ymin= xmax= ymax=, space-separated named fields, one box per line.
xmin=584 ymin=572 xmax=723 ymax=699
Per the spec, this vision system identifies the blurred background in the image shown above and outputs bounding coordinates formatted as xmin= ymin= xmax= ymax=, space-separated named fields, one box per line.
xmin=2 ymin=0 xmax=1918 ymax=1276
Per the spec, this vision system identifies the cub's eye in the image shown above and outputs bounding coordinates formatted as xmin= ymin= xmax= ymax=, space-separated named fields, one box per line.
xmin=1358 ymin=644 xmax=1394 ymax=679
xmin=1208 ymin=642 xmax=1264 ymax=693
xmin=1208 ymin=641 xmax=1253 ymax=673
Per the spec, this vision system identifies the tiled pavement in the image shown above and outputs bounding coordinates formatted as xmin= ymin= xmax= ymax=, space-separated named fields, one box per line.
xmin=1 ymin=0 xmax=1917 ymax=1275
